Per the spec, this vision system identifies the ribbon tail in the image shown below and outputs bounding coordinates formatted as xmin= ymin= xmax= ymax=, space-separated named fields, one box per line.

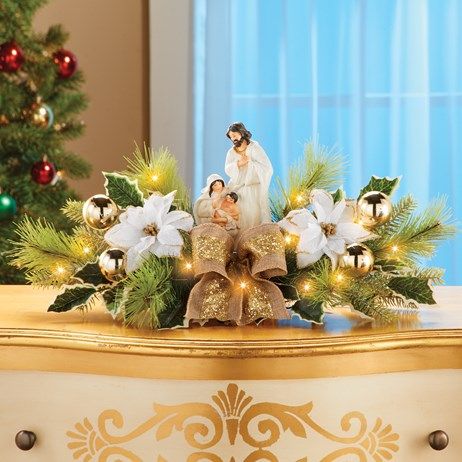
xmin=185 ymin=273 xmax=234 ymax=322
xmin=233 ymin=276 xmax=290 ymax=326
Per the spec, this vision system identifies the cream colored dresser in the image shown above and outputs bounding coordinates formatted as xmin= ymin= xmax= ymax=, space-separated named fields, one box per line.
xmin=0 ymin=285 xmax=461 ymax=461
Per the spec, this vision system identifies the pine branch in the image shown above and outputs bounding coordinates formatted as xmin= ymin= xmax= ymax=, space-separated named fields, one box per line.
xmin=8 ymin=216 xmax=94 ymax=286
xmin=271 ymin=139 xmax=344 ymax=221
xmin=408 ymin=266 xmax=445 ymax=284
xmin=44 ymin=24 xmax=69 ymax=47
xmin=122 ymin=143 xmax=192 ymax=213
xmin=371 ymin=195 xmax=417 ymax=239
xmin=370 ymin=197 xmax=457 ymax=265
xmin=61 ymin=199 xmax=84 ymax=223
xmin=53 ymin=150 xmax=92 ymax=179
xmin=123 ymin=255 xmax=177 ymax=329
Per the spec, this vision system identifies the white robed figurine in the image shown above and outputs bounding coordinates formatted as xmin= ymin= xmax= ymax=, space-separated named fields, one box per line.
xmin=225 ymin=122 xmax=273 ymax=230
xmin=193 ymin=174 xmax=228 ymax=225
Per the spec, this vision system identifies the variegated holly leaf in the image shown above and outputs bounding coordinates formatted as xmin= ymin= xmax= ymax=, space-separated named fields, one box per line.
xmin=358 ymin=176 xmax=401 ymax=198
xmin=388 ymin=276 xmax=436 ymax=304
xmin=103 ymin=172 xmax=144 ymax=208
xmin=48 ymin=285 xmax=97 ymax=313
xmin=331 ymin=188 xmax=345 ymax=203
xmin=291 ymin=299 xmax=324 ymax=324
xmin=102 ymin=286 xmax=127 ymax=317
xmin=74 ymin=262 xmax=107 ymax=286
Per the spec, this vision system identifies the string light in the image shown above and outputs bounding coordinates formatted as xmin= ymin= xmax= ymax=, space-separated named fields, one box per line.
xmin=239 ymin=281 xmax=248 ymax=289
xmin=184 ymin=261 xmax=193 ymax=271
xmin=55 ymin=265 xmax=65 ymax=275
xmin=151 ymin=174 xmax=159 ymax=182
xmin=335 ymin=273 xmax=344 ymax=283
xmin=284 ymin=235 xmax=293 ymax=244
xmin=302 ymin=281 xmax=311 ymax=292
xmin=295 ymin=194 xmax=305 ymax=204
xmin=83 ymin=246 xmax=91 ymax=254
xmin=391 ymin=245 xmax=399 ymax=253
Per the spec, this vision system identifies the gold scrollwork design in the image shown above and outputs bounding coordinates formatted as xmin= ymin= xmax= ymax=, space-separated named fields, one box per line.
xmin=67 ymin=383 xmax=399 ymax=461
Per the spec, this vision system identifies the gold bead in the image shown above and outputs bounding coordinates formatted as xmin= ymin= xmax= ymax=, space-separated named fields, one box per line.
xmin=339 ymin=243 xmax=374 ymax=277
xmin=98 ymin=248 xmax=127 ymax=282
xmin=357 ymin=191 xmax=392 ymax=227
xmin=82 ymin=194 xmax=119 ymax=230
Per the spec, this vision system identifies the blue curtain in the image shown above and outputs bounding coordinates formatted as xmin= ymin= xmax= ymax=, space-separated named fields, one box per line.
xmin=194 ymin=0 xmax=462 ymax=284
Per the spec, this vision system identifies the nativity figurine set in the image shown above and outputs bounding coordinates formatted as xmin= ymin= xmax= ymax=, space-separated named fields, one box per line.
xmin=193 ymin=122 xmax=273 ymax=235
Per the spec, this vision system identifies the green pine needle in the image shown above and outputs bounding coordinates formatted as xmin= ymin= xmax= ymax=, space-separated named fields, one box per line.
xmin=61 ymin=199 xmax=85 ymax=223
xmin=123 ymin=256 xmax=176 ymax=329
xmin=122 ymin=143 xmax=192 ymax=213
xmin=271 ymin=139 xmax=344 ymax=221
xmin=8 ymin=216 xmax=96 ymax=286
xmin=370 ymin=196 xmax=457 ymax=264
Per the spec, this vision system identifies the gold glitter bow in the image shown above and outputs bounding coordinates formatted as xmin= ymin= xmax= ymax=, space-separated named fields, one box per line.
xmin=185 ymin=223 xmax=290 ymax=325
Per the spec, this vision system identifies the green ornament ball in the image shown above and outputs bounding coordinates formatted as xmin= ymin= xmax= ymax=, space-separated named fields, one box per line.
xmin=0 ymin=192 xmax=17 ymax=220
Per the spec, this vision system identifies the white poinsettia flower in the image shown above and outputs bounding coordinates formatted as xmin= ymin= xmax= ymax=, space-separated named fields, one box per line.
xmin=104 ymin=190 xmax=193 ymax=272
xmin=279 ymin=189 xmax=371 ymax=269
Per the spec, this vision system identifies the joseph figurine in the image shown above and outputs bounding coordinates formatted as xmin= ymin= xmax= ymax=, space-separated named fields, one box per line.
xmin=224 ymin=122 xmax=273 ymax=230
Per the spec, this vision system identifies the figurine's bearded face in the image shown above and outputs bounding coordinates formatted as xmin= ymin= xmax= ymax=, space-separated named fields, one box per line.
xmin=228 ymin=131 xmax=244 ymax=148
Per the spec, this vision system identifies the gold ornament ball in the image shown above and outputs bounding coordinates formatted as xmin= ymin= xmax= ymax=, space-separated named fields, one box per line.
xmin=24 ymin=102 xmax=54 ymax=128
xmin=339 ymin=243 xmax=375 ymax=277
xmin=98 ymin=248 xmax=127 ymax=282
xmin=82 ymin=194 xmax=119 ymax=230
xmin=357 ymin=191 xmax=392 ymax=227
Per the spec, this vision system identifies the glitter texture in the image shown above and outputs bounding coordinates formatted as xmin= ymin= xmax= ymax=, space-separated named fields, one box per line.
xmin=193 ymin=235 xmax=228 ymax=265
xmin=243 ymin=232 xmax=285 ymax=260
xmin=246 ymin=282 xmax=273 ymax=322
xmin=201 ymin=276 xmax=231 ymax=320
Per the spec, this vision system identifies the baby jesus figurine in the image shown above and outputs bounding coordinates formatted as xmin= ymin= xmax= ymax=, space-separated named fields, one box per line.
xmin=211 ymin=192 xmax=240 ymax=236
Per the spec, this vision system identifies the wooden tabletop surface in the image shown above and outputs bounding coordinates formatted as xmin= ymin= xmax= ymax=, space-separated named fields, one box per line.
xmin=0 ymin=285 xmax=461 ymax=341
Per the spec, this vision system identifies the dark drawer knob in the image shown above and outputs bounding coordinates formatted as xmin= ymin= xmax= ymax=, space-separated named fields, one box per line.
xmin=15 ymin=430 xmax=36 ymax=451
xmin=428 ymin=430 xmax=449 ymax=450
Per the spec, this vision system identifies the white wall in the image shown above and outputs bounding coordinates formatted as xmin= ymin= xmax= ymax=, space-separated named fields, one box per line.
xmin=149 ymin=0 xmax=194 ymax=188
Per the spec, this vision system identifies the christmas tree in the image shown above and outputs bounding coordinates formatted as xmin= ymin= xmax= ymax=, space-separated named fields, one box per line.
xmin=0 ymin=0 xmax=91 ymax=283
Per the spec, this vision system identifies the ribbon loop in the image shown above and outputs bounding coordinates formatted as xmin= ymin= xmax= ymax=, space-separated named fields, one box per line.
xmin=191 ymin=223 xmax=234 ymax=280
xmin=236 ymin=223 xmax=287 ymax=279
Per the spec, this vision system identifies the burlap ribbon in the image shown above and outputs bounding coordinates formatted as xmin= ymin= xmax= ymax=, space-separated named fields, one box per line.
xmin=185 ymin=223 xmax=290 ymax=325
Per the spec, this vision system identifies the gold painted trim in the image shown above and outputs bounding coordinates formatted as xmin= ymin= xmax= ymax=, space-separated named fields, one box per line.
xmin=1 ymin=328 xmax=462 ymax=379
xmin=1 ymin=327 xmax=462 ymax=356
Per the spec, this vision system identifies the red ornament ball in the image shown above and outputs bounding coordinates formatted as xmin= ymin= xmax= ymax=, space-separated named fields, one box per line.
xmin=53 ymin=49 xmax=77 ymax=78
xmin=0 ymin=40 xmax=25 ymax=72
xmin=31 ymin=159 xmax=57 ymax=185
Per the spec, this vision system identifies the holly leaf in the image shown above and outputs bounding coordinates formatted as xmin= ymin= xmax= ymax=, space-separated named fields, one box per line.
xmin=102 ymin=286 xmax=126 ymax=317
xmin=75 ymin=262 xmax=107 ymax=286
xmin=48 ymin=285 xmax=97 ymax=313
xmin=277 ymin=283 xmax=299 ymax=301
xmin=157 ymin=304 xmax=186 ymax=329
xmin=103 ymin=172 xmax=144 ymax=208
xmin=291 ymin=298 xmax=324 ymax=324
xmin=331 ymin=188 xmax=345 ymax=203
xmin=156 ymin=277 xmax=190 ymax=328
xmin=388 ymin=276 xmax=436 ymax=304
xmin=358 ymin=175 xmax=401 ymax=199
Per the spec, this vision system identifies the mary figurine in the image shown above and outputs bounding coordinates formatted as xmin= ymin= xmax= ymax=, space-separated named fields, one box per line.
xmin=193 ymin=174 xmax=228 ymax=225
xmin=224 ymin=122 xmax=273 ymax=230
